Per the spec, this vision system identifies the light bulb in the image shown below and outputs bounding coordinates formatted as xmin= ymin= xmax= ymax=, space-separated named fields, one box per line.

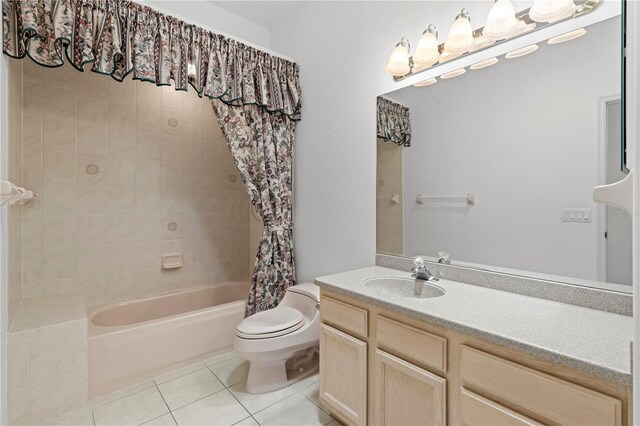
xmin=441 ymin=68 xmax=466 ymax=79
xmin=444 ymin=9 xmax=474 ymax=55
xmin=547 ymin=28 xmax=586 ymax=44
xmin=385 ymin=38 xmax=411 ymax=76
xmin=529 ymin=0 xmax=576 ymax=23
xmin=505 ymin=44 xmax=539 ymax=58
xmin=483 ymin=0 xmax=519 ymax=41
xmin=470 ymin=57 xmax=499 ymax=70
xmin=414 ymin=78 xmax=437 ymax=87
xmin=414 ymin=25 xmax=440 ymax=67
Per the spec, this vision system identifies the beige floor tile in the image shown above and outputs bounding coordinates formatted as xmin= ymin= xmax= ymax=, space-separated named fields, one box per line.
xmin=142 ymin=413 xmax=178 ymax=425
xmin=43 ymin=406 xmax=94 ymax=425
xmin=232 ymin=417 xmax=260 ymax=426
xmin=203 ymin=350 xmax=239 ymax=367
xmin=229 ymin=380 xmax=298 ymax=414
xmin=208 ymin=357 xmax=249 ymax=387
xmin=171 ymin=389 xmax=249 ymax=426
xmin=253 ymin=393 xmax=332 ymax=426
xmin=91 ymin=379 xmax=155 ymax=408
xmin=290 ymin=372 xmax=320 ymax=392
xmin=93 ymin=387 xmax=168 ymax=426
xmin=154 ymin=361 xmax=207 ymax=385
xmin=157 ymin=369 xmax=224 ymax=411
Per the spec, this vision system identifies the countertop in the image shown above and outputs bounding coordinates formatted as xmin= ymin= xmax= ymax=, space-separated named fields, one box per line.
xmin=315 ymin=266 xmax=633 ymax=385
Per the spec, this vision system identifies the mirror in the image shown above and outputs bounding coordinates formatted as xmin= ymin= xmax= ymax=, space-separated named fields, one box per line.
xmin=376 ymin=15 xmax=630 ymax=292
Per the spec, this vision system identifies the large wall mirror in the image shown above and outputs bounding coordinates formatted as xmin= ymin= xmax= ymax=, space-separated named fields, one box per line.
xmin=376 ymin=13 xmax=629 ymax=292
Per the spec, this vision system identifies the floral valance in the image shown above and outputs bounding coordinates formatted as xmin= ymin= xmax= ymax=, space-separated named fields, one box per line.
xmin=2 ymin=0 xmax=302 ymax=120
xmin=377 ymin=96 xmax=411 ymax=147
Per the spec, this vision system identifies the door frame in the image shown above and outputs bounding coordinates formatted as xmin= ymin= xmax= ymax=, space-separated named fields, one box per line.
xmin=595 ymin=94 xmax=622 ymax=282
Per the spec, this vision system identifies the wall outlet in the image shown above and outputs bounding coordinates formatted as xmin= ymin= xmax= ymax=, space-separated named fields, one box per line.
xmin=561 ymin=208 xmax=592 ymax=223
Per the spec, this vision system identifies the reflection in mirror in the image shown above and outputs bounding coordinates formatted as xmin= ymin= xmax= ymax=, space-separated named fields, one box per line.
xmin=376 ymin=16 xmax=629 ymax=291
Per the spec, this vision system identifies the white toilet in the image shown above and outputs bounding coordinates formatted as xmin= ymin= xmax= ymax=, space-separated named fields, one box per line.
xmin=234 ymin=283 xmax=320 ymax=394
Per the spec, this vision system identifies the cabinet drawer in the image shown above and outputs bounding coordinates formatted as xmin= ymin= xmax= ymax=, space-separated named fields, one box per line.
xmin=461 ymin=346 xmax=622 ymax=426
xmin=321 ymin=296 xmax=368 ymax=338
xmin=461 ymin=389 xmax=542 ymax=426
xmin=376 ymin=315 xmax=447 ymax=373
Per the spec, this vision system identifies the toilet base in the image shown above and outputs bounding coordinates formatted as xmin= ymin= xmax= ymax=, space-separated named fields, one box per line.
xmin=245 ymin=346 xmax=319 ymax=394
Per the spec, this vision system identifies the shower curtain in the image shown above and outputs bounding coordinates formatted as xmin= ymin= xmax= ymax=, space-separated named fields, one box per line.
xmin=212 ymin=101 xmax=297 ymax=317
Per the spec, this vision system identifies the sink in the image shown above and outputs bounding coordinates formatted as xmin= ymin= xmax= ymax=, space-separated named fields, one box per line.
xmin=363 ymin=277 xmax=445 ymax=299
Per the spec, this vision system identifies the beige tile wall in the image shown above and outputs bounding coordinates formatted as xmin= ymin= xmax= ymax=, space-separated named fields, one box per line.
xmin=21 ymin=60 xmax=251 ymax=307
xmin=8 ymin=318 xmax=88 ymax=425
xmin=8 ymin=58 xmax=24 ymax=326
xmin=376 ymin=138 xmax=404 ymax=255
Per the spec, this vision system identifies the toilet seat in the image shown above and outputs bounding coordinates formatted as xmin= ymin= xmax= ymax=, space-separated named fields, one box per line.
xmin=236 ymin=307 xmax=305 ymax=339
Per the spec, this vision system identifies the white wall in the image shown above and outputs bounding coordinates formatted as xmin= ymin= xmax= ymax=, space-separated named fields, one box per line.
xmin=269 ymin=1 xmax=535 ymax=282
xmin=387 ymin=17 xmax=620 ymax=281
xmin=143 ymin=1 xmax=271 ymax=49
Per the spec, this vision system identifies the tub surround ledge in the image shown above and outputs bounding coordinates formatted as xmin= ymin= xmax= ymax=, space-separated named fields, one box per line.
xmin=315 ymin=266 xmax=633 ymax=385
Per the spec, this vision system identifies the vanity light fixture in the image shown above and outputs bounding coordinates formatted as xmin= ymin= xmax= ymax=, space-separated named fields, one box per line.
xmin=483 ymin=0 xmax=519 ymax=41
xmin=444 ymin=9 xmax=474 ymax=55
xmin=547 ymin=28 xmax=586 ymax=44
xmin=385 ymin=37 xmax=411 ymax=77
xmin=440 ymin=68 xmax=466 ymax=79
xmin=470 ymin=57 xmax=499 ymax=70
xmin=414 ymin=25 xmax=441 ymax=67
xmin=505 ymin=44 xmax=539 ymax=58
xmin=529 ymin=0 xmax=576 ymax=23
xmin=384 ymin=0 xmax=599 ymax=79
xmin=414 ymin=78 xmax=438 ymax=87
xmin=510 ymin=20 xmax=537 ymax=37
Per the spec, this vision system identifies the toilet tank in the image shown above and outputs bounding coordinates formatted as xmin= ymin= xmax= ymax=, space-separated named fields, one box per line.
xmin=280 ymin=283 xmax=319 ymax=320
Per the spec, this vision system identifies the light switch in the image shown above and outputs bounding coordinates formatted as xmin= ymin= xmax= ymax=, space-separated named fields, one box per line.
xmin=561 ymin=208 xmax=592 ymax=223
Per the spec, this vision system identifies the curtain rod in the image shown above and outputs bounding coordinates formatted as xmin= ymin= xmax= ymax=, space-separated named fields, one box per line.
xmin=139 ymin=1 xmax=297 ymax=64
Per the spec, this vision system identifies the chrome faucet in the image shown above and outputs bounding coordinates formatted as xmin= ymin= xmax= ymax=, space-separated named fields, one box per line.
xmin=437 ymin=251 xmax=451 ymax=264
xmin=412 ymin=257 xmax=438 ymax=282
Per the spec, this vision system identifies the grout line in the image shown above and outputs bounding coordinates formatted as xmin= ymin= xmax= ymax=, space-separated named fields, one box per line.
xmin=90 ymin=381 xmax=156 ymax=409
xmin=153 ymin=382 xmax=179 ymax=426
xmin=152 ymin=361 xmax=208 ymax=386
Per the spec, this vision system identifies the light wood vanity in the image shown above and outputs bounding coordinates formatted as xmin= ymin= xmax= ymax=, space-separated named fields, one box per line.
xmin=318 ymin=289 xmax=632 ymax=426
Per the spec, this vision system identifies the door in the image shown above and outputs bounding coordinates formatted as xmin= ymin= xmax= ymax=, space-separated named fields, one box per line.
xmin=373 ymin=349 xmax=446 ymax=426
xmin=605 ymin=100 xmax=632 ymax=285
xmin=319 ymin=324 xmax=367 ymax=426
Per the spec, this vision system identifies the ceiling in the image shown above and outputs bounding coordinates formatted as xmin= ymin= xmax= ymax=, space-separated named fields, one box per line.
xmin=210 ymin=1 xmax=305 ymax=30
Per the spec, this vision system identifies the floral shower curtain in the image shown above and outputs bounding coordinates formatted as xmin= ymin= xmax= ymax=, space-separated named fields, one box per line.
xmin=212 ymin=101 xmax=296 ymax=316
xmin=3 ymin=0 xmax=302 ymax=315
xmin=377 ymin=96 xmax=411 ymax=147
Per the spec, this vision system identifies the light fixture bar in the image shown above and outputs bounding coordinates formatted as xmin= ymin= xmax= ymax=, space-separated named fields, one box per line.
xmin=391 ymin=0 xmax=600 ymax=81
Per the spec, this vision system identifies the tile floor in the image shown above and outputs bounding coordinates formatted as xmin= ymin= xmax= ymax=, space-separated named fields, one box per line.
xmin=44 ymin=351 xmax=341 ymax=426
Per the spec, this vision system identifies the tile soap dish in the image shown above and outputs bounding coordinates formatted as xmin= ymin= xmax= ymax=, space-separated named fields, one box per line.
xmin=162 ymin=254 xmax=183 ymax=269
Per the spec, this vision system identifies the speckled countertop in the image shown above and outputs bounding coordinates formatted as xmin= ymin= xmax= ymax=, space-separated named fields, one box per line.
xmin=315 ymin=266 xmax=633 ymax=385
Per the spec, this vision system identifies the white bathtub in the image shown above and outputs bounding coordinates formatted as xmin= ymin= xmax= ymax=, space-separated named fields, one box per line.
xmin=88 ymin=282 xmax=249 ymax=398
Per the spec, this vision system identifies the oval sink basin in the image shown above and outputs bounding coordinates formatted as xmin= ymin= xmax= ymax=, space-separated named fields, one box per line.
xmin=363 ymin=277 xmax=445 ymax=299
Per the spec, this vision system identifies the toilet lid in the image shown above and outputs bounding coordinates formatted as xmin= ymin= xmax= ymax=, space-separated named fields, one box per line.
xmin=236 ymin=307 xmax=305 ymax=337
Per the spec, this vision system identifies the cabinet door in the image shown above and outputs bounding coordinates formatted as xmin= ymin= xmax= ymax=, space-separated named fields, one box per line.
xmin=320 ymin=324 xmax=367 ymax=426
xmin=373 ymin=349 xmax=446 ymax=426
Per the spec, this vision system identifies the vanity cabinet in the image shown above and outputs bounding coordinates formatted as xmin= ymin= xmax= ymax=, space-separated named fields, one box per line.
xmin=319 ymin=324 xmax=368 ymax=426
xmin=373 ymin=349 xmax=446 ymax=425
xmin=319 ymin=289 xmax=632 ymax=426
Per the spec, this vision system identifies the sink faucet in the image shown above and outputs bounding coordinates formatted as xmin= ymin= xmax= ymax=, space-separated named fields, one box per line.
xmin=412 ymin=257 xmax=438 ymax=282
xmin=437 ymin=251 xmax=451 ymax=264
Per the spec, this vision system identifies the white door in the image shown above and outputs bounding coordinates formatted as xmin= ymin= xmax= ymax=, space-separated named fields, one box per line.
xmin=605 ymin=100 xmax=632 ymax=286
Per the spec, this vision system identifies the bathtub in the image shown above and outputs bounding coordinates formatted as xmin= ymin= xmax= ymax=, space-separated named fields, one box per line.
xmin=88 ymin=282 xmax=249 ymax=398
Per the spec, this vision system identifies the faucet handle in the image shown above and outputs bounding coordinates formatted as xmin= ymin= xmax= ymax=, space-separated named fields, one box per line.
xmin=437 ymin=252 xmax=450 ymax=264
xmin=413 ymin=256 xmax=425 ymax=268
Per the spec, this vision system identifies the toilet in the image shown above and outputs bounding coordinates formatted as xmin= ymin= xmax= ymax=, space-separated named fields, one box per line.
xmin=234 ymin=282 xmax=320 ymax=394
